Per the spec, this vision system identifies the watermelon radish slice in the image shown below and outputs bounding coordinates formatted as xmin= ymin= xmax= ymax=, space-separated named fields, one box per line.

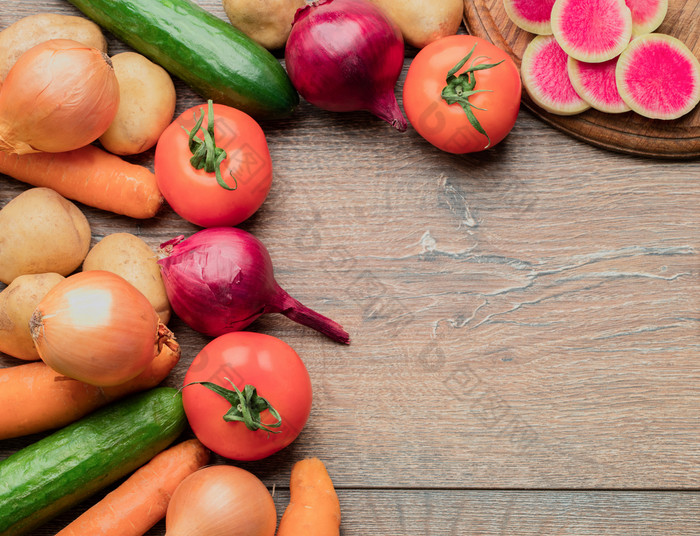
xmin=551 ymin=0 xmax=633 ymax=63
xmin=568 ymin=56 xmax=631 ymax=114
xmin=624 ymin=0 xmax=668 ymax=36
xmin=503 ymin=0 xmax=557 ymax=35
xmin=521 ymin=35 xmax=590 ymax=115
xmin=616 ymin=33 xmax=700 ymax=120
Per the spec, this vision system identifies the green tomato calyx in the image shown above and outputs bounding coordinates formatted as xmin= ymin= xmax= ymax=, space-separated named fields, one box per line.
xmin=441 ymin=45 xmax=504 ymax=149
xmin=184 ymin=378 xmax=282 ymax=434
xmin=182 ymin=99 xmax=238 ymax=191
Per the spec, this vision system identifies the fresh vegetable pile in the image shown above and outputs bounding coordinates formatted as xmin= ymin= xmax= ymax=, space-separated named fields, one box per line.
xmin=0 ymin=0 xmax=697 ymax=533
xmin=0 ymin=1 xmax=367 ymax=533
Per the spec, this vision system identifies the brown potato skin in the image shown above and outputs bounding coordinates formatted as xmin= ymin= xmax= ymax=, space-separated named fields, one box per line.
xmin=99 ymin=52 xmax=177 ymax=156
xmin=0 ymin=188 xmax=91 ymax=285
xmin=222 ymin=0 xmax=306 ymax=50
xmin=368 ymin=0 xmax=464 ymax=49
xmin=0 ymin=14 xmax=107 ymax=82
xmin=82 ymin=233 xmax=171 ymax=324
xmin=0 ymin=272 xmax=65 ymax=360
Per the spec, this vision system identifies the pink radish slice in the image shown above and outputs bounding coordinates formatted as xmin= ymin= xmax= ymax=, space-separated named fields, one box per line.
xmin=624 ymin=0 xmax=668 ymax=36
xmin=521 ymin=35 xmax=590 ymax=115
xmin=568 ymin=56 xmax=631 ymax=113
xmin=615 ymin=33 xmax=700 ymax=120
xmin=551 ymin=0 xmax=633 ymax=63
xmin=503 ymin=0 xmax=557 ymax=35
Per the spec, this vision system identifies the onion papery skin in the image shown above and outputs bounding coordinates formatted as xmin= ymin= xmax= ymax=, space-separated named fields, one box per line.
xmin=158 ymin=227 xmax=350 ymax=344
xmin=31 ymin=270 xmax=167 ymax=387
xmin=158 ymin=229 xmax=275 ymax=336
xmin=284 ymin=0 xmax=407 ymax=131
xmin=165 ymin=465 xmax=277 ymax=536
xmin=0 ymin=39 xmax=119 ymax=154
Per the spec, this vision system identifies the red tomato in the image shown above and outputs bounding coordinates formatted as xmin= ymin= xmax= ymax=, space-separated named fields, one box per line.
xmin=182 ymin=332 xmax=312 ymax=461
xmin=403 ymin=35 xmax=522 ymax=154
xmin=155 ymin=101 xmax=272 ymax=227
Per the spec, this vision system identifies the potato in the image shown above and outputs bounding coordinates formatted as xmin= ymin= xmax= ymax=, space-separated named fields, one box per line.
xmin=222 ymin=0 xmax=306 ymax=50
xmin=99 ymin=52 xmax=176 ymax=155
xmin=0 ymin=14 xmax=107 ymax=82
xmin=0 ymin=273 xmax=64 ymax=360
xmin=0 ymin=188 xmax=91 ymax=285
xmin=83 ymin=233 xmax=171 ymax=324
xmin=368 ymin=0 xmax=463 ymax=49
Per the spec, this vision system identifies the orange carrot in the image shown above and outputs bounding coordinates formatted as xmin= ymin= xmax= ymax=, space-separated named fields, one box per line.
xmin=0 ymin=339 xmax=180 ymax=440
xmin=0 ymin=144 xmax=162 ymax=218
xmin=276 ymin=458 xmax=341 ymax=536
xmin=56 ymin=439 xmax=210 ymax=536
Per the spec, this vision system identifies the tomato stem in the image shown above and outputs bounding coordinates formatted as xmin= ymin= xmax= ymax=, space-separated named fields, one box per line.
xmin=441 ymin=44 xmax=504 ymax=149
xmin=182 ymin=100 xmax=238 ymax=191
xmin=184 ymin=378 xmax=282 ymax=434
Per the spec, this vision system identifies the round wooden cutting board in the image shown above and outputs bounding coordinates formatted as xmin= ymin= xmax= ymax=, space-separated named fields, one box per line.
xmin=463 ymin=0 xmax=700 ymax=159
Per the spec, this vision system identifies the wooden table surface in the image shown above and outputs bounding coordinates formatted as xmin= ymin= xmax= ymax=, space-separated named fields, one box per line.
xmin=1 ymin=1 xmax=699 ymax=534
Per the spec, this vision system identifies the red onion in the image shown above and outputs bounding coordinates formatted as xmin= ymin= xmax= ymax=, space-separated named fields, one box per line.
xmin=285 ymin=0 xmax=407 ymax=131
xmin=157 ymin=227 xmax=350 ymax=344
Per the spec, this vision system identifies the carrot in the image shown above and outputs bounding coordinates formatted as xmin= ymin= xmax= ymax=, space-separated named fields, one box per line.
xmin=276 ymin=457 xmax=341 ymax=536
xmin=0 ymin=144 xmax=162 ymax=218
xmin=0 ymin=339 xmax=180 ymax=440
xmin=56 ymin=438 xmax=210 ymax=536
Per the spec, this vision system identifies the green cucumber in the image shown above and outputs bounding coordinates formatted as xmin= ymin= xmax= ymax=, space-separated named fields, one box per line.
xmin=67 ymin=0 xmax=299 ymax=119
xmin=0 ymin=387 xmax=186 ymax=536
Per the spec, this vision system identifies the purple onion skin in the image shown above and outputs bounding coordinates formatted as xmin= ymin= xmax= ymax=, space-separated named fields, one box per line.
xmin=158 ymin=227 xmax=350 ymax=344
xmin=285 ymin=0 xmax=407 ymax=131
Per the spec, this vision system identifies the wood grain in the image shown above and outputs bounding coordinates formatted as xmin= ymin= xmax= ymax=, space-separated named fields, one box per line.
xmin=1 ymin=0 xmax=700 ymax=534
xmin=463 ymin=0 xmax=700 ymax=158
xmin=38 ymin=490 xmax=700 ymax=535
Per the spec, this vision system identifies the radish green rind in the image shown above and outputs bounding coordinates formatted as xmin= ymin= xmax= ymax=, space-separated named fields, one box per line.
xmin=615 ymin=33 xmax=700 ymax=120
xmin=521 ymin=35 xmax=590 ymax=115
xmin=551 ymin=0 xmax=633 ymax=63
xmin=503 ymin=0 xmax=556 ymax=35
xmin=624 ymin=0 xmax=668 ymax=36
xmin=568 ymin=56 xmax=631 ymax=114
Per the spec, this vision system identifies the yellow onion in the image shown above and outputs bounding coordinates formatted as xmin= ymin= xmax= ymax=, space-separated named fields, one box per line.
xmin=0 ymin=39 xmax=119 ymax=154
xmin=165 ymin=465 xmax=277 ymax=536
xmin=30 ymin=270 xmax=173 ymax=387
